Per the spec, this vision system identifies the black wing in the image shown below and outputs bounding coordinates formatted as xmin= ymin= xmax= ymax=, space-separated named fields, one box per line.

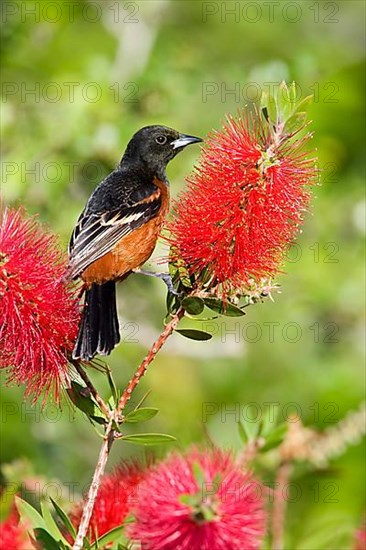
xmin=67 ymin=192 xmax=162 ymax=280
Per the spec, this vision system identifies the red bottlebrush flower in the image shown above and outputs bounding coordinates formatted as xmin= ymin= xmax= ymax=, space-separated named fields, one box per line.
xmin=70 ymin=461 xmax=144 ymax=545
xmin=129 ymin=448 xmax=266 ymax=550
xmin=0 ymin=506 xmax=31 ymax=550
xmin=168 ymin=108 xmax=317 ymax=296
xmin=0 ymin=205 xmax=79 ymax=403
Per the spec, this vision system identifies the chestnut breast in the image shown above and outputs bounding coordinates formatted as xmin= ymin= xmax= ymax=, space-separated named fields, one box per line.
xmin=82 ymin=177 xmax=169 ymax=285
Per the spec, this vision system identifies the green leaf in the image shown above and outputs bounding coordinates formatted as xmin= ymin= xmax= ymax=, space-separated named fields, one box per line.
xmin=50 ymin=498 xmax=76 ymax=538
xmin=175 ymin=329 xmax=212 ymax=341
xmin=168 ymin=259 xmax=178 ymax=279
xmin=124 ymin=407 xmax=159 ymax=423
xmin=134 ymin=389 xmax=152 ymax=410
xmin=284 ymin=111 xmax=307 ymax=134
xmin=260 ymin=90 xmax=269 ymax=115
xmin=15 ymin=496 xmax=46 ymax=531
xmin=237 ymin=412 xmax=260 ymax=444
xmin=204 ymin=298 xmax=245 ymax=317
xmin=90 ymin=525 xmax=124 ymax=549
xmin=277 ymin=80 xmax=292 ymax=121
xmin=121 ymin=432 xmax=176 ymax=445
xmin=267 ymin=93 xmax=278 ymax=125
xmin=288 ymin=81 xmax=298 ymax=104
xmin=120 ymin=514 xmax=134 ymax=525
xmin=107 ymin=395 xmax=116 ymax=409
xmin=41 ymin=501 xmax=68 ymax=545
xmin=34 ymin=528 xmax=65 ymax=550
xmin=178 ymin=268 xmax=192 ymax=288
xmin=292 ymin=93 xmax=313 ymax=114
xmin=106 ymin=369 xmax=118 ymax=405
xmin=179 ymin=493 xmax=198 ymax=507
xmin=278 ymin=80 xmax=289 ymax=100
xmin=67 ymin=382 xmax=97 ymax=417
xmin=192 ymin=461 xmax=205 ymax=487
xmin=169 ymin=249 xmax=192 ymax=289
xmin=238 ymin=420 xmax=249 ymax=444
xmin=259 ymin=406 xmax=280 ymax=437
xmin=181 ymin=296 xmax=204 ymax=315
xmin=166 ymin=289 xmax=178 ymax=315
xmin=198 ymin=266 xmax=214 ymax=286
xmin=261 ymin=81 xmax=313 ymax=130
xmin=261 ymin=423 xmax=288 ymax=452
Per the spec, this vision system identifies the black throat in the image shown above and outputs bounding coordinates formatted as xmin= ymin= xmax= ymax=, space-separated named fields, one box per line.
xmin=119 ymin=149 xmax=168 ymax=183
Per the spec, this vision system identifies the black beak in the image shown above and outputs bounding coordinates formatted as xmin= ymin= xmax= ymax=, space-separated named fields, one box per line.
xmin=171 ymin=133 xmax=203 ymax=150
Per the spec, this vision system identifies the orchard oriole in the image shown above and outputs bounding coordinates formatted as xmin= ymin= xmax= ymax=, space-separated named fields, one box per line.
xmin=68 ymin=125 xmax=202 ymax=361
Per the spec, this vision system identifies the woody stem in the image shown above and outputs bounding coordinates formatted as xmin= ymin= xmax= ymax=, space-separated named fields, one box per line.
xmin=72 ymin=307 xmax=185 ymax=550
xmin=116 ymin=307 xmax=185 ymax=416
xmin=271 ymin=461 xmax=293 ymax=550
xmin=72 ymin=418 xmax=115 ymax=550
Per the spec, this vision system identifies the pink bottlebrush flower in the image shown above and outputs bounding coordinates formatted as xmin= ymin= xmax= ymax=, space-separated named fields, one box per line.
xmin=0 ymin=505 xmax=31 ymax=550
xmin=355 ymin=527 xmax=366 ymax=550
xmin=168 ymin=109 xmax=317 ymax=296
xmin=70 ymin=461 xmax=145 ymax=545
xmin=0 ymin=205 xmax=79 ymax=403
xmin=129 ymin=448 xmax=266 ymax=550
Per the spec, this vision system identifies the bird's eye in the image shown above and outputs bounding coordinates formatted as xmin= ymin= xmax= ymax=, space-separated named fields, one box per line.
xmin=155 ymin=135 xmax=167 ymax=145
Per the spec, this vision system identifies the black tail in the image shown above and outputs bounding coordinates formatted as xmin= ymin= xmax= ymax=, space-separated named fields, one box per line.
xmin=72 ymin=281 xmax=120 ymax=361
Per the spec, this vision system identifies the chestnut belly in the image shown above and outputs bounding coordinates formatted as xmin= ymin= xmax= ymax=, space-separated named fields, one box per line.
xmin=82 ymin=217 xmax=161 ymax=285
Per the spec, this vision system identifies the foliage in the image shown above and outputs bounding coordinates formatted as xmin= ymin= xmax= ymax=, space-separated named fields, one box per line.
xmin=0 ymin=1 xmax=364 ymax=548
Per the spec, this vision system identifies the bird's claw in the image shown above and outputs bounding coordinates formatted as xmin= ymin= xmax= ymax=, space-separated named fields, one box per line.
xmin=160 ymin=273 xmax=181 ymax=296
xmin=133 ymin=268 xmax=181 ymax=296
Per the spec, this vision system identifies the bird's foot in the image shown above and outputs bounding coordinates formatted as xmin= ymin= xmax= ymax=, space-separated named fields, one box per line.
xmin=133 ymin=268 xmax=181 ymax=296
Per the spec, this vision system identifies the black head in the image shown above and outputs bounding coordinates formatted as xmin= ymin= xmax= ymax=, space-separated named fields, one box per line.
xmin=121 ymin=125 xmax=202 ymax=177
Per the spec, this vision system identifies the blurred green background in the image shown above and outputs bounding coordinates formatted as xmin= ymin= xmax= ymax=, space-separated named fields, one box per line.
xmin=1 ymin=0 xmax=365 ymax=548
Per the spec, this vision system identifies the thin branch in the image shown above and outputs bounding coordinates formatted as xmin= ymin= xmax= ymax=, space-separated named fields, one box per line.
xmin=71 ymin=359 xmax=111 ymax=419
xmin=116 ymin=307 xmax=185 ymax=417
xmin=271 ymin=462 xmax=293 ymax=550
xmin=236 ymin=439 xmax=262 ymax=468
xmin=72 ymin=307 xmax=185 ymax=549
xmin=72 ymin=419 xmax=115 ymax=550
